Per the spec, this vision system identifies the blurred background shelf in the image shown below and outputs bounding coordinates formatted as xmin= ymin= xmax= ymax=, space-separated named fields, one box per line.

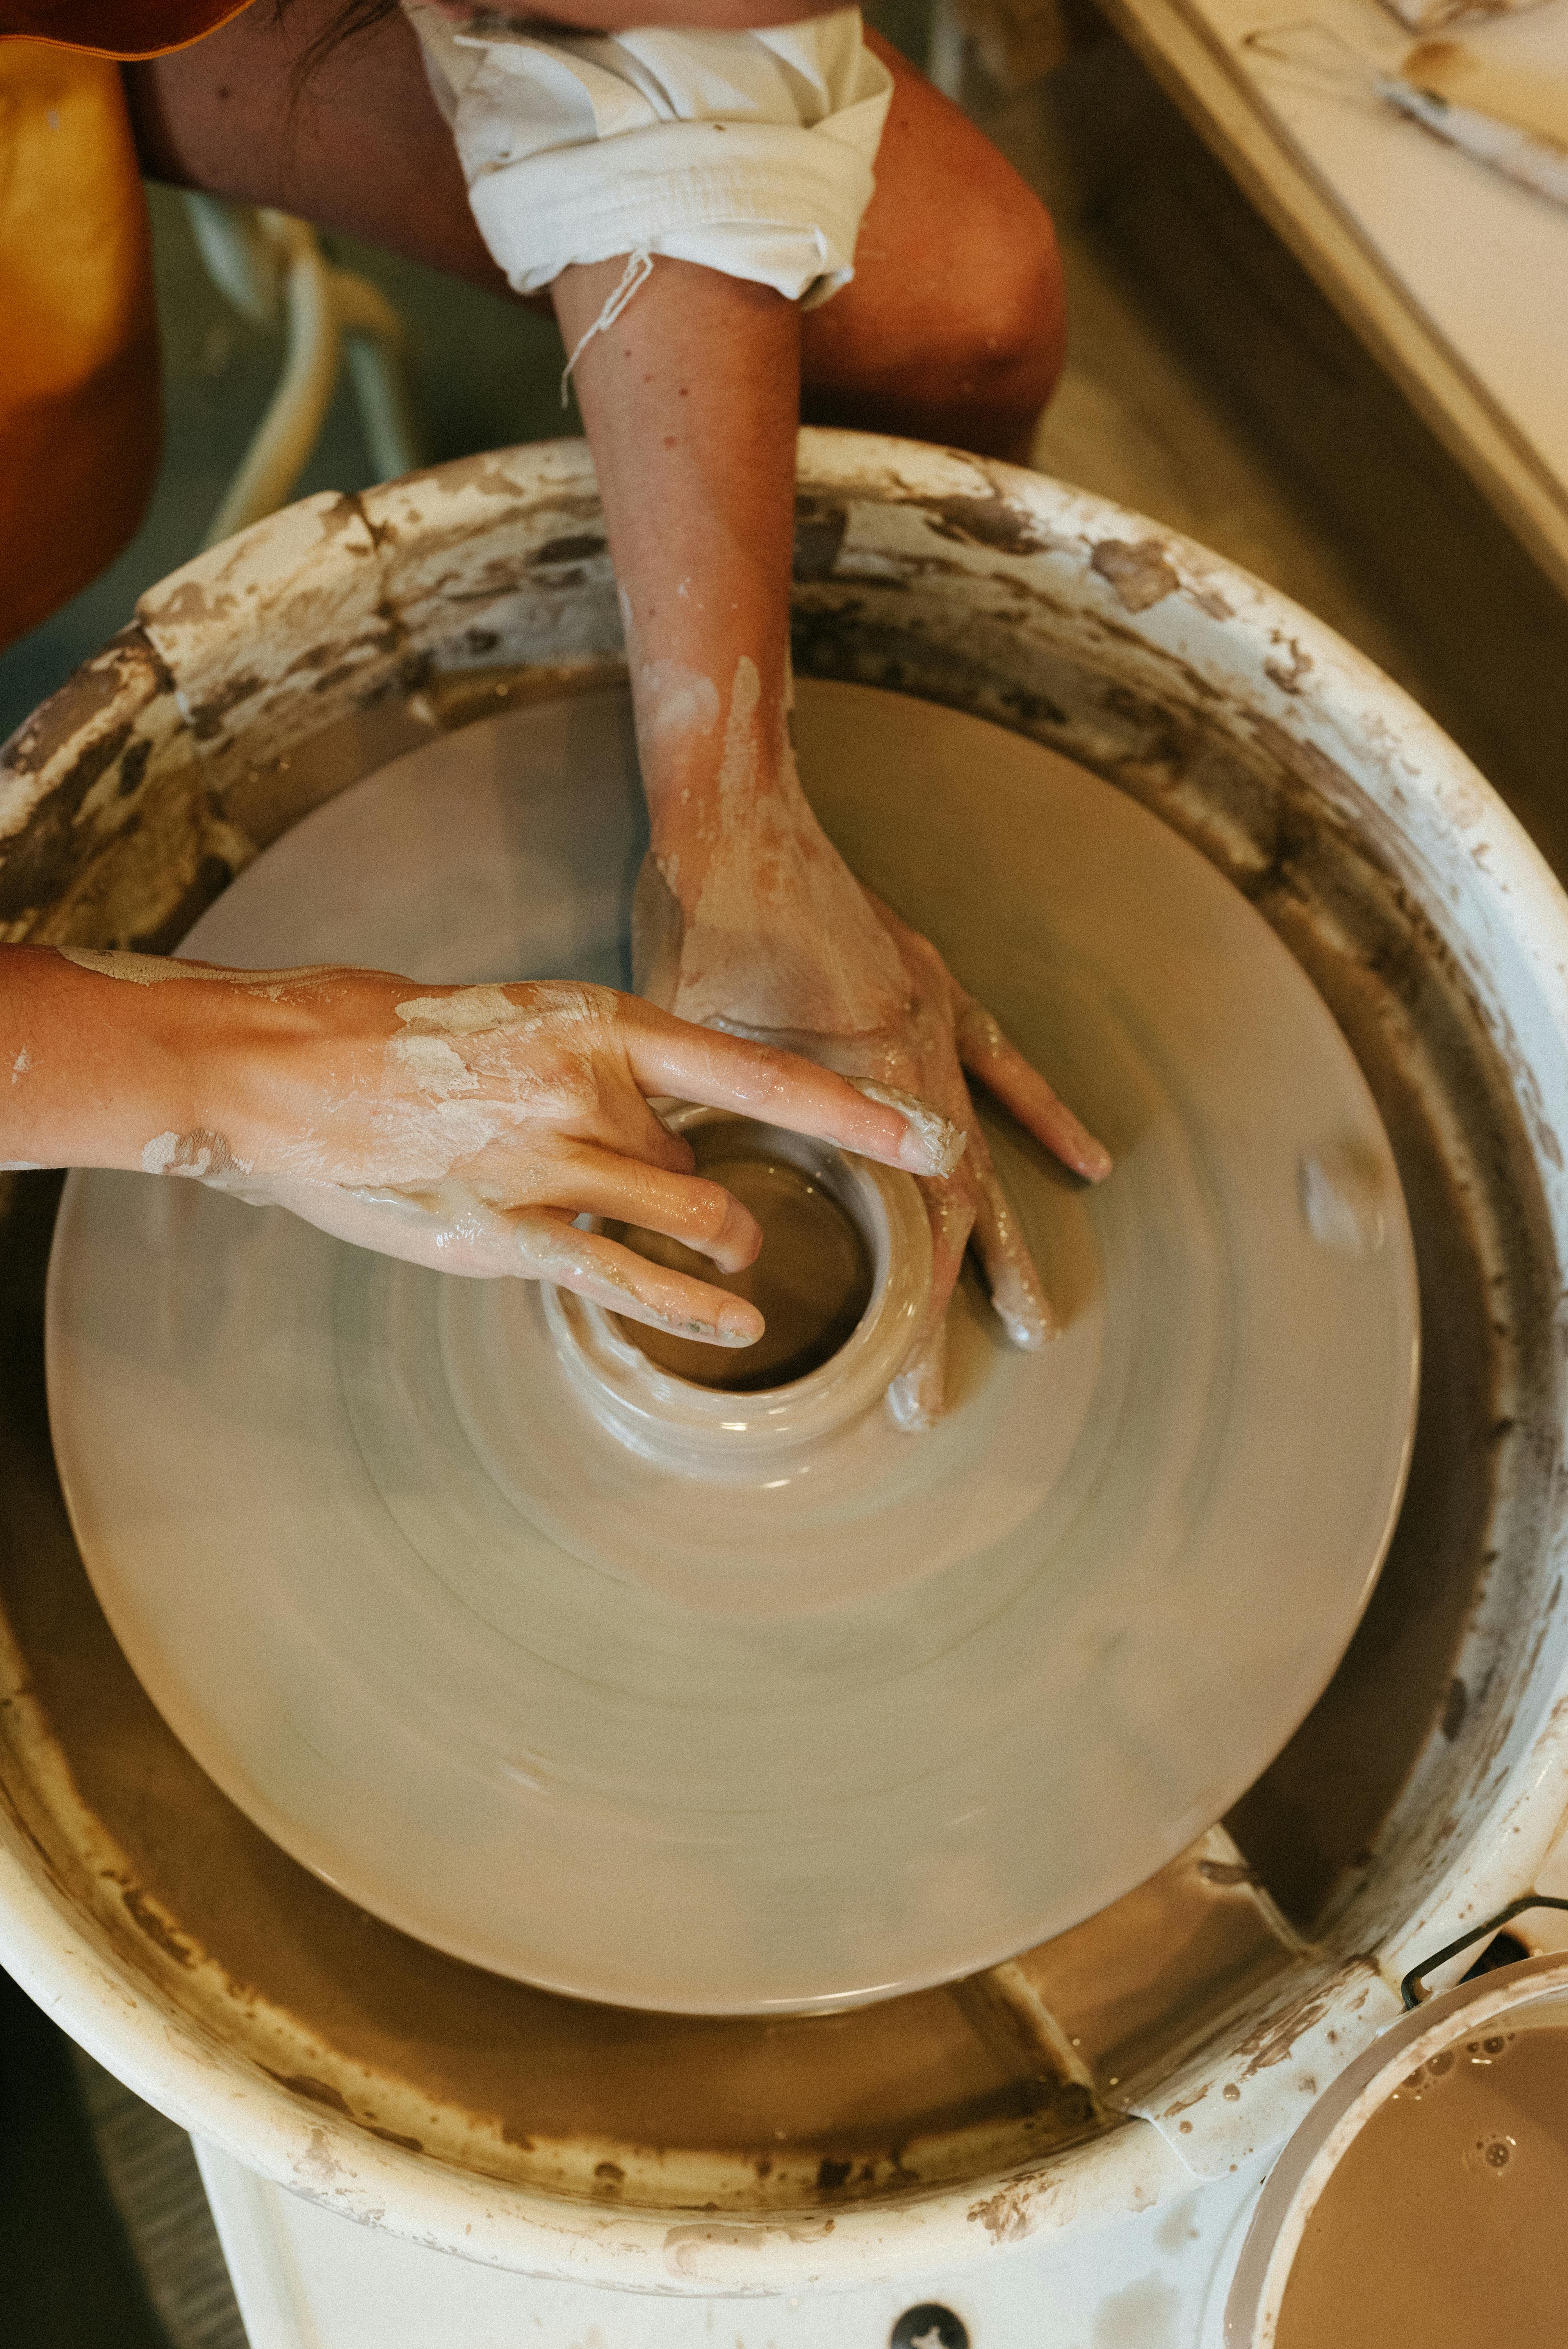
xmin=1092 ymin=0 xmax=1568 ymax=598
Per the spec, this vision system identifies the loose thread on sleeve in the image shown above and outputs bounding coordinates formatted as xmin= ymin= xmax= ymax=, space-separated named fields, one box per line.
xmin=559 ymin=249 xmax=655 ymax=405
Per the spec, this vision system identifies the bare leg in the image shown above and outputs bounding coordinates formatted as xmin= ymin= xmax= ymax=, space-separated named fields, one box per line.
xmin=123 ymin=0 xmax=511 ymax=295
xmin=803 ymin=30 xmax=1065 ymax=458
xmin=123 ymin=4 xmax=1063 ymax=453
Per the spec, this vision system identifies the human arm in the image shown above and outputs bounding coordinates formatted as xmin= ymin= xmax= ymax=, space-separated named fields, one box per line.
xmin=0 ymin=944 xmax=959 ymax=1344
xmin=114 ymin=0 xmax=1095 ymax=1407
xmin=554 ymin=252 xmax=1110 ymax=1426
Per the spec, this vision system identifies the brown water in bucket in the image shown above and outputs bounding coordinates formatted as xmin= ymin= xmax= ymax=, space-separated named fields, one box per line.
xmin=607 ymin=1121 xmax=874 ymax=1392
xmin=1276 ymin=2023 xmax=1568 ymax=2347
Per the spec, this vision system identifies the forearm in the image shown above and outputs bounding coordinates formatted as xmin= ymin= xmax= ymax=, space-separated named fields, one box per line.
xmin=552 ymin=258 xmax=798 ymax=871
xmin=554 ymin=256 xmax=907 ymax=1034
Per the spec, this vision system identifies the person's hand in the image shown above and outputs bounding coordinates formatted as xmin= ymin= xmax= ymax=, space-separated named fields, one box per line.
xmin=11 ymin=949 xmax=962 ymax=1352
xmin=635 ymin=825 xmax=1110 ymax=1426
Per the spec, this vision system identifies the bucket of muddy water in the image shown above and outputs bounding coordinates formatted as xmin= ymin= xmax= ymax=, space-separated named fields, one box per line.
xmin=5 ymin=432 xmax=1568 ymax=2292
xmin=1226 ymin=1937 xmax=1568 ymax=2347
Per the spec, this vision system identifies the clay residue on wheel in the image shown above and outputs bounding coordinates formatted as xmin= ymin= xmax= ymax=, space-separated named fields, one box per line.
xmin=0 ymin=457 xmax=1561 ymax=2241
xmin=0 ymin=629 xmax=176 ymax=929
xmin=0 ymin=628 xmax=166 ymax=787
xmin=925 ymin=495 xmax=1053 ymax=558
xmin=0 ymin=1169 xmax=1095 ymax=2212
xmin=788 ymin=504 xmax=1560 ymax=1960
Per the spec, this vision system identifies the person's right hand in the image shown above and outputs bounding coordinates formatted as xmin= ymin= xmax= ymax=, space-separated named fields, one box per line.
xmin=9 ymin=948 xmax=960 ymax=1351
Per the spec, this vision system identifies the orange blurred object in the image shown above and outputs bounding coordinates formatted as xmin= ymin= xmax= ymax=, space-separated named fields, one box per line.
xmin=0 ymin=4 xmax=248 ymax=652
xmin=0 ymin=0 xmax=247 ymax=62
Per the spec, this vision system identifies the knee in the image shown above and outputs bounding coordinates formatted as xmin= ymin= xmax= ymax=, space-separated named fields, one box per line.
xmin=935 ymin=186 xmax=1067 ymax=437
xmin=804 ymin=131 xmax=1067 ymax=459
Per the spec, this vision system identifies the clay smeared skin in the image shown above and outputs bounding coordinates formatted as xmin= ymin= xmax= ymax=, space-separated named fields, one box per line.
xmin=659 ymin=658 xmax=912 ymax=1040
xmin=141 ymin=1128 xmax=248 ymax=1181
xmin=633 ymin=650 xmax=1111 ymax=1424
xmin=0 ymin=947 xmax=962 ymax=1348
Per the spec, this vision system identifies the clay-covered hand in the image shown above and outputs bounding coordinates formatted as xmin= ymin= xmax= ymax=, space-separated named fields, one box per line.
xmin=8 ymin=948 xmax=962 ymax=1353
xmin=636 ymin=834 xmax=1110 ymax=1426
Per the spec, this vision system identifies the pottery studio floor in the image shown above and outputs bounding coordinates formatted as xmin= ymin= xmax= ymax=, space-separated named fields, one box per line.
xmin=4 ymin=12 xmax=1568 ymax=2345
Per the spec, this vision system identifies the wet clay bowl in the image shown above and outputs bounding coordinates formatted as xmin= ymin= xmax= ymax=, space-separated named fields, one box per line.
xmin=2 ymin=433 xmax=1568 ymax=2290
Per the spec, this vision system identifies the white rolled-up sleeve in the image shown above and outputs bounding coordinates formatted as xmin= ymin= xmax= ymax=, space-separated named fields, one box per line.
xmin=404 ymin=5 xmax=893 ymax=306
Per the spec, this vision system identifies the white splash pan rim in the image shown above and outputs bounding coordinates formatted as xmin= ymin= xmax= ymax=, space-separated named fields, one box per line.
xmin=2 ymin=429 xmax=1568 ymax=2288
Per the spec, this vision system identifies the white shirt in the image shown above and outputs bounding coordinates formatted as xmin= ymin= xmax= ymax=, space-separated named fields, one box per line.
xmin=405 ymin=5 xmax=893 ymax=307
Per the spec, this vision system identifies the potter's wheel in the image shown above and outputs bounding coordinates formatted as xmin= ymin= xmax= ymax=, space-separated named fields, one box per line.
xmin=45 ymin=681 xmax=1418 ymax=2014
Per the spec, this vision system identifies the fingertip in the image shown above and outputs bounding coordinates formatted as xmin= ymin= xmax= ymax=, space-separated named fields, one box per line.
xmin=886 ymin=1369 xmax=939 ymax=1432
xmin=903 ymin=1119 xmax=968 ymax=1182
xmin=850 ymin=1079 xmax=967 ymax=1179
xmin=716 ymin=1297 xmax=764 ymax=1346
xmin=1000 ymin=1308 xmax=1056 ymax=1349
xmin=1042 ymin=1108 xmax=1112 ymax=1183
xmin=1035 ymin=1117 xmax=1112 ymax=1184
xmin=886 ymin=1327 xmax=946 ymax=1432
xmin=726 ymin=1194 xmax=764 ymax=1266
xmin=984 ymin=1253 xmax=1056 ymax=1349
xmin=705 ymin=1194 xmax=763 ymax=1274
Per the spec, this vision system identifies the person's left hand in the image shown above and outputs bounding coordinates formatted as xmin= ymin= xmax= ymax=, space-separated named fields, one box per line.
xmin=635 ymin=823 xmax=1111 ymax=1428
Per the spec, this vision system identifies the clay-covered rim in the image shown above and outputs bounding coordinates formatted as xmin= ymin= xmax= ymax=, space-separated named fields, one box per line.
xmin=4 ymin=429 xmax=1568 ymax=2284
xmin=1223 ymin=1950 xmax=1568 ymax=2347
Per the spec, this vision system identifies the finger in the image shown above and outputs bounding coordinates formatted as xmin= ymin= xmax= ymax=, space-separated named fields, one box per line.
xmin=887 ymin=1321 xmax=948 ymax=1435
xmin=259 ymin=1176 xmax=759 ymax=1346
xmin=460 ymin=1083 xmax=695 ymax=1199
xmin=566 ymin=1077 xmax=698 ymax=1176
xmin=886 ymin=1178 xmax=976 ymax=1432
xmin=259 ymin=1173 xmax=540 ymax=1277
xmin=512 ymin=1211 xmax=764 ymax=1347
xmin=622 ymin=1009 xmax=967 ymax=1180
xmin=968 ymin=1128 xmax=1055 ymax=1349
xmin=529 ymin=1142 xmax=763 ymax=1274
xmin=955 ymin=998 xmax=1112 ymax=1182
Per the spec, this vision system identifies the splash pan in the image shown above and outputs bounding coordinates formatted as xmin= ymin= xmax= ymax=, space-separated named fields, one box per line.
xmin=43 ymin=680 xmax=1418 ymax=2014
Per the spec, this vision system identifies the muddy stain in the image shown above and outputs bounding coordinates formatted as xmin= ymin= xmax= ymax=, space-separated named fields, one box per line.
xmin=267 ymin=2070 xmax=353 ymax=2115
xmin=925 ymin=496 xmax=1051 ymax=558
xmin=530 ymin=534 xmax=608 ymax=567
xmin=0 ymin=630 xmax=167 ymax=786
xmin=967 ymin=2175 xmax=1047 ymax=2243
xmin=1090 ymin=539 xmax=1181 ymax=613
xmin=1090 ymin=2273 xmax=1181 ymax=2348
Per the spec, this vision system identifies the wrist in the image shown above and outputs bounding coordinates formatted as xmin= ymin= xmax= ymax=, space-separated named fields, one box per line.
xmin=142 ymin=972 xmax=291 ymax=1178
xmin=2 ymin=947 xmax=205 ymax=1173
xmin=16 ymin=949 xmax=329 ymax=1180
xmin=647 ymin=763 xmax=839 ymax=923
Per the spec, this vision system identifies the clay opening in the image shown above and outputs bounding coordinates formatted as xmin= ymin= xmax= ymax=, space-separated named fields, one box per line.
xmin=606 ymin=1118 xmax=874 ymax=1392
